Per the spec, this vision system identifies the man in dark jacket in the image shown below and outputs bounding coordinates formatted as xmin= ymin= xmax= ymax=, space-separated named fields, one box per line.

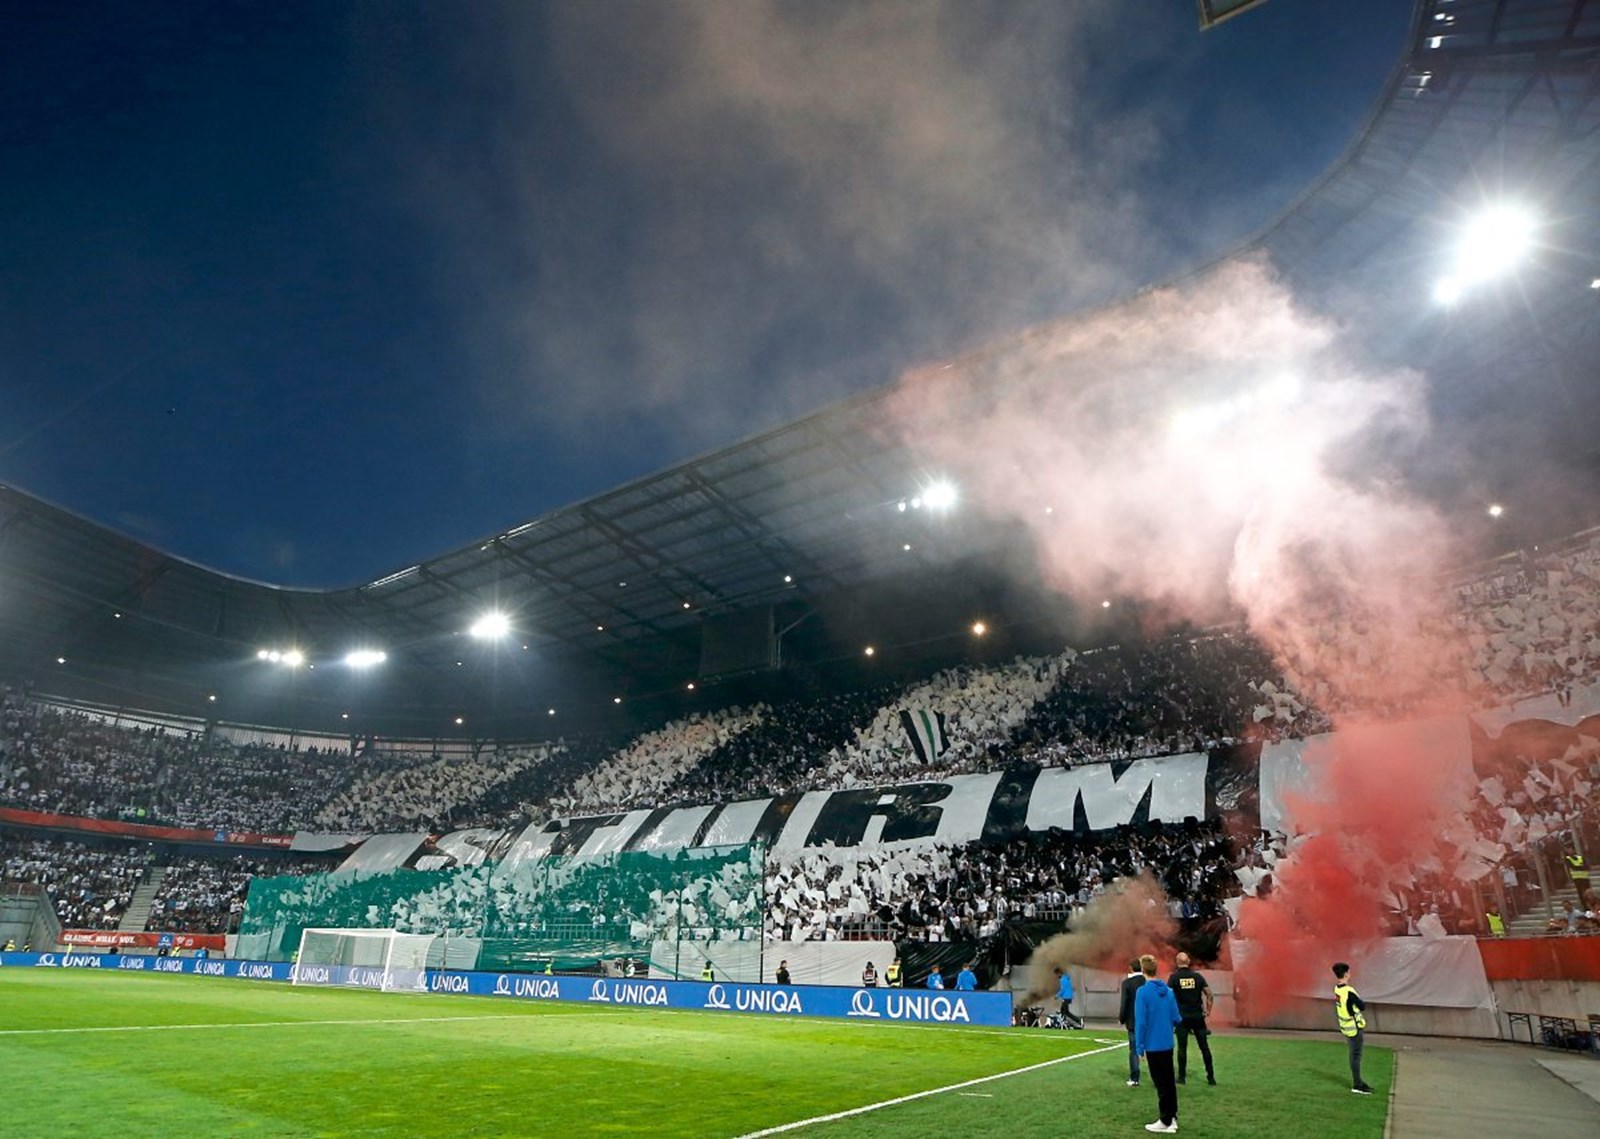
xmin=1118 ymin=958 xmax=1146 ymax=1087
xmin=1168 ymin=951 xmax=1216 ymax=1085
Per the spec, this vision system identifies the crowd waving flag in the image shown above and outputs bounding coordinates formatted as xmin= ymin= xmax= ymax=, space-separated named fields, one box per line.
xmin=899 ymin=709 xmax=951 ymax=764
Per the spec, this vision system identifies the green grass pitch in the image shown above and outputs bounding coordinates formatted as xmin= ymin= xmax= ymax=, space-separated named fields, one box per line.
xmin=0 ymin=971 xmax=1391 ymax=1137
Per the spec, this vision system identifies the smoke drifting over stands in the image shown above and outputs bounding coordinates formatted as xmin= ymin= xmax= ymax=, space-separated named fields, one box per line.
xmin=2 ymin=532 xmax=1598 ymax=947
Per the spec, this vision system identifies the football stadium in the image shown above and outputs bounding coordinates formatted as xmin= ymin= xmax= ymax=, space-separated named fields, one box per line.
xmin=4 ymin=1 xmax=1600 ymax=1135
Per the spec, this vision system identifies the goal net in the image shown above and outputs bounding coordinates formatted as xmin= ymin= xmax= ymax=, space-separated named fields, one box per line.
xmin=291 ymin=928 xmax=435 ymax=992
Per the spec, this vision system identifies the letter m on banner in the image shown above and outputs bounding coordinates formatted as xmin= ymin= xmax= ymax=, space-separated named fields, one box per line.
xmin=899 ymin=709 xmax=950 ymax=764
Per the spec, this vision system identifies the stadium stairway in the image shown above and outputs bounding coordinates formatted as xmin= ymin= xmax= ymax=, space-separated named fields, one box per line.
xmin=1503 ymin=886 xmax=1585 ymax=938
xmin=118 ymin=866 xmax=166 ymax=932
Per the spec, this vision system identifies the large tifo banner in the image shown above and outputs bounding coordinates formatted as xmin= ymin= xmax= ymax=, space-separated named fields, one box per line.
xmin=499 ymin=747 xmax=1257 ymax=864
xmin=0 ymin=952 xmax=1010 ymax=1027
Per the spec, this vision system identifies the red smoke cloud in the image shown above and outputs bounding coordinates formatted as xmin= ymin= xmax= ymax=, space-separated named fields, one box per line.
xmin=888 ymin=257 xmax=1480 ymax=1014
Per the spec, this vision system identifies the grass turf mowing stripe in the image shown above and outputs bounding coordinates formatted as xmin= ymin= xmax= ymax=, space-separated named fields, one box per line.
xmin=0 ymin=1014 xmax=535 ymax=1036
xmin=728 ymin=1040 xmax=1127 ymax=1137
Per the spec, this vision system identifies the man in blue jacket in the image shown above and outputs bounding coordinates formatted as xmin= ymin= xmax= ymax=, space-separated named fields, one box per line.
xmin=1134 ymin=953 xmax=1183 ymax=1133
xmin=1055 ymin=966 xmax=1083 ymax=1028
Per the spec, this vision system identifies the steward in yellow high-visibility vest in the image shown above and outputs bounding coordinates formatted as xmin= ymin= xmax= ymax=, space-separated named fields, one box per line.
xmin=702 ymin=962 xmax=714 ymax=982
xmin=885 ymin=958 xmax=902 ymax=986
xmin=1331 ymin=962 xmax=1373 ymax=1095
xmin=1565 ymin=851 xmax=1590 ymax=889
xmin=1485 ymin=909 xmax=1506 ymax=937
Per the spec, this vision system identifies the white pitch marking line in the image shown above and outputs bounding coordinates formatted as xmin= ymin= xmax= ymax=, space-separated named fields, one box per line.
xmin=0 ymin=1014 xmax=533 ymax=1038
xmin=957 ymin=1093 xmax=994 ymax=1098
xmin=729 ymin=1040 xmax=1126 ymax=1138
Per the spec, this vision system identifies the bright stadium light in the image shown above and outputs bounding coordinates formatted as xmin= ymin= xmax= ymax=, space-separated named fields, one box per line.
xmin=1435 ymin=204 xmax=1537 ymax=304
xmin=343 ymin=649 xmax=387 ymax=669
xmin=971 ymin=621 xmax=988 ymax=637
xmin=257 ymin=649 xmax=271 ymax=660
xmin=281 ymin=649 xmax=305 ymax=668
xmin=470 ymin=611 xmax=511 ymax=640
xmin=922 ymin=481 xmax=958 ymax=511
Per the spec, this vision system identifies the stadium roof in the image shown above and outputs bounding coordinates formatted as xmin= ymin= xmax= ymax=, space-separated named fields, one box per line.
xmin=4 ymin=0 xmax=1598 ymax=738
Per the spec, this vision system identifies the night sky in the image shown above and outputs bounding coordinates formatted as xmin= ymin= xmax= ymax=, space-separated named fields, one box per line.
xmin=2 ymin=1 xmax=1410 ymax=587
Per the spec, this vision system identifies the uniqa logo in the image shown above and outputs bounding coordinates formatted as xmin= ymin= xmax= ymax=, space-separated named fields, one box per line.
xmin=589 ymin=979 xmax=610 ymax=1003
xmin=62 ymin=954 xmax=101 ymax=968
xmin=494 ymin=975 xmax=513 ymax=996
xmin=195 ymin=961 xmax=226 ymax=976
xmin=734 ymin=988 xmax=803 ymax=1014
xmin=884 ymin=994 xmax=971 ymax=1023
xmin=704 ymin=984 xmax=731 ymax=1010
xmin=118 ymin=956 xmax=148 ymax=970
xmin=431 ymin=973 xmax=469 ymax=993
xmin=609 ymin=982 xmax=669 ymax=1006
xmin=847 ymin=990 xmax=880 ymax=1018
xmin=512 ymin=977 xmax=559 ymax=999
xmin=155 ymin=958 xmax=185 ymax=972
xmin=238 ymin=963 xmax=275 ymax=980
xmin=36 ymin=954 xmax=58 ymax=968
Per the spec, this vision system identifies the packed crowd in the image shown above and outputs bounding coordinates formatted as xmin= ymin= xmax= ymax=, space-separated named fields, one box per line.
xmin=313 ymin=742 xmax=556 ymax=834
xmin=0 ymin=696 xmax=378 ymax=832
xmin=0 ymin=834 xmax=147 ymax=929
xmin=553 ymin=707 xmax=764 ymax=818
xmin=143 ymin=852 xmax=332 ymax=934
xmin=1453 ymin=537 xmax=1600 ymax=705
xmin=764 ymin=820 xmax=1239 ymax=943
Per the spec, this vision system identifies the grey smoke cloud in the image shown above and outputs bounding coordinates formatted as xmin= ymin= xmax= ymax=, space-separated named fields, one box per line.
xmin=886 ymin=256 xmax=1463 ymax=713
xmin=415 ymin=0 xmax=1178 ymax=444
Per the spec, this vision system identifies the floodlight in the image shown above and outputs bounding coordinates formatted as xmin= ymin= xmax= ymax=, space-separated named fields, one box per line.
xmin=344 ymin=649 xmax=387 ymax=669
xmin=469 ymin=612 xmax=511 ymax=640
xmin=923 ymin=481 xmax=958 ymax=511
xmin=613 ymin=696 xmax=623 ymax=704
xmin=1488 ymin=503 xmax=1504 ymax=518
xmin=257 ymin=649 xmax=271 ymax=660
xmin=864 ymin=645 xmax=876 ymax=657
xmin=454 ymin=716 xmax=464 ymax=725
xmin=281 ymin=649 xmax=305 ymax=668
xmin=1457 ymin=206 xmax=1535 ymax=282
xmin=971 ymin=621 xmax=987 ymax=636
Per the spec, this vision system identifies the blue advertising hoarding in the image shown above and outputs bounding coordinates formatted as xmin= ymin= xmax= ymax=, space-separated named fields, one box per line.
xmin=0 ymin=951 xmax=1011 ymax=1027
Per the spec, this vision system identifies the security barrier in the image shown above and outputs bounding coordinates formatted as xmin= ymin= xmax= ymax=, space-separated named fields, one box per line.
xmin=0 ymin=951 xmax=1010 ymax=1026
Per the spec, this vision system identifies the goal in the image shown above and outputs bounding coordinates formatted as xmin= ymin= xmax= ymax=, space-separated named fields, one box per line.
xmin=291 ymin=928 xmax=435 ymax=992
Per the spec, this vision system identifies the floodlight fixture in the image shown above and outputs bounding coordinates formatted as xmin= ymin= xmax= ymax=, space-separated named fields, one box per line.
xmin=257 ymin=649 xmax=271 ymax=660
xmin=470 ymin=612 xmax=511 ymax=640
xmin=1488 ymin=503 xmax=1504 ymax=518
xmin=344 ymin=649 xmax=388 ymax=669
xmin=971 ymin=621 xmax=988 ymax=637
xmin=281 ymin=649 xmax=306 ymax=668
xmin=1435 ymin=203 xmax=1537 ymax=305
xmin=922 ymin=481 xmax=958 ymax=511
xmin=864 ymin=645 xmax=876 ymax=657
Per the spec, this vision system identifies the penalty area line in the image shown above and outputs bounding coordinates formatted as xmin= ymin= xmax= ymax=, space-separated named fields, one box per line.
xmin=0 ymin=1014 xmax=534 ymax=1037
xmin=728 ymin=1040 xmax=1126 ymax=1138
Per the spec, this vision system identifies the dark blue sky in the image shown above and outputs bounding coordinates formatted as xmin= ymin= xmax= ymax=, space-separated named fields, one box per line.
xmin=2 ymin=1 xmax=1411 ymax=587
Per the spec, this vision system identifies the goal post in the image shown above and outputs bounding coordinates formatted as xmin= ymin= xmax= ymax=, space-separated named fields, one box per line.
xmin=291 ymin=928 xmax=435 ymax=992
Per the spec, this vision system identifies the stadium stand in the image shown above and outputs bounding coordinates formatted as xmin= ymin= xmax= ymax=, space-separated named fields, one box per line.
xmin=2 ymin=532 xmax=1599 ymax=944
